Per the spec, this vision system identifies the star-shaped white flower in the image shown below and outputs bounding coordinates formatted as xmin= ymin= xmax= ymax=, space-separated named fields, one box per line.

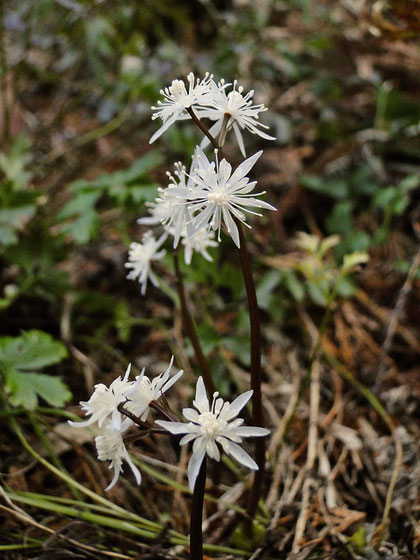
xmin=125 ymin=356 xmax=184 ymax=421
xmin=125 ymin=230 xmax=167 ymax=295
xmin=68 ymin=364 xmax=133 ymax=430
xmin=156 ymin=377 xmax=270 ymax=490
xmin=150 ymin=72 xmax=213 ymax=144
xmin=173 ymin=147 xmax=276 ymax=248
xmin=198 ymin=79 xmax=276 ymax=157
xmin=95 ymin=419 xmax=141 ymax=491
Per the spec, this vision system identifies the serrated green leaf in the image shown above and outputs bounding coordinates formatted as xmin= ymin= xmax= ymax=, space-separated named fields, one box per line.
xmin=6 ymin=370 xmax=71 ymax=410
xmin=0 ymin=330 xmax=67 ymax=371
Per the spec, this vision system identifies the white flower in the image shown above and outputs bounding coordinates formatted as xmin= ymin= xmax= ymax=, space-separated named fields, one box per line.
xmin=95 ymin=419 xmax=141 ymax=491
xmin=138 ymin=161 xmax=194 ymax=249
xmin=182 ymin=226 xmax=218 ymax=265
xmin=125 ymin=230 xmax=167 ymax=295
xmin=175 ymin=147 xmax=276 ymax=248
xmin=150 ymin=72 xmax=213 ymax=144
xmin=156 ymin=377 xmax=270 ymax=491
xmin=125 ymin=356 xmax=184 ymax=421
xmin=198 ymin=79 xmax=276 ymax=157
xmin=68 ymin=364 xmax=133 ymax=430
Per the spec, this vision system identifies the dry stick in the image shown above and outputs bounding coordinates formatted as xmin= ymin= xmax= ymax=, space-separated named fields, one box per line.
xmin=173 ymin=252 xmax=216 ymax=396
xmin=187 ymin=106 xmax=266 ymax=520
xmin=190 ymin=458 xmax=207 ymax=560
xmin=374 ymin=247 xmax=420 ymax=393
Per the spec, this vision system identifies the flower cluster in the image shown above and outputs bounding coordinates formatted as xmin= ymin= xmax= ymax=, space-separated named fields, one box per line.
xmin=69 ymin=358 xmax=183 ymax=490
xmin=71 ymin=367 xmax=269 ymax=491
xmin=150 ymin=74 xmax=275 ymax=155
xmin=126 ymin=72 xmax=276 ymax=294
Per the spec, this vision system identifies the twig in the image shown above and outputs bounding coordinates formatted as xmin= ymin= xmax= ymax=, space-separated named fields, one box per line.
xmin=173 ymin=252 xmax=216 ymax=395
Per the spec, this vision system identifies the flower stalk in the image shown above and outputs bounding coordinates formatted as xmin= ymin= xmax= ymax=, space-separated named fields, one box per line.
xmin=186 ymin=108 xmax=267 ymax=518
xmin=190 ymin=458 xmax=207 ymax=560
xmin=236 ymin=219 xmax=265 ymax=520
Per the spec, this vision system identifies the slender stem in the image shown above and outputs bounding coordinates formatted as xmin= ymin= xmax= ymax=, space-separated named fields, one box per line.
xmin=149 ymin=399 xmax=179 ymax=422
xmin=173 ymin=252 xmax=216 ymax=396
xmin=218 ymin=113 xmax=231 ymax=147
xmin=187 ymin=107 xmax=220 ymax=153
xmin=235 ymin=220 xmax=265 ymax=521
xmin=186 ymin=108 xmax=265 ymax=520
xmin=190 ymin=458 xmax=207 ymax=560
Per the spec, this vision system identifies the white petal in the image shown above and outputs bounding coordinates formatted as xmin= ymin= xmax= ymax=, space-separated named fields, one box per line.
xmin=232 ymin=122 xmax=246 ymax=157
xmin=228 ymin=390 xmax=253 ymax=416
xmin=68 ymin=417 xmax=96 ymax=428
xmin=161 ymin=368 xmax=183 ymax=394
xmin=193 ymin=377 xmax=209 ymax=412
xmin=188 ymin=449 xmax=206 ymax=491
xmin=155 ymin=420 xmax=191 ymax=434
xmin=231 ymin=426 xmax=270 ymax=437
xmin=105 ymin=466 xmax=121 ymax=492
xmin=125 ymin=454 xmax=142 ymax=486
xmin=240 ymin=197 xmax=277 ymax=211
xmin=222 ymin=206 xmax=240 ymax=248
xmin=225 ymin=441 xmax=258 ymax=470
xmin=149 ymin=112 xmax=180 ymax=144
xmin=183 ymin=408 xmax=200 ymax=423
xmin=180 ymin=433 xmax=198 ymax=446
xmin=123 ymin=363 xmax=132 ymax=382
xmin=230 ymin=150 xmax=263 ymax=185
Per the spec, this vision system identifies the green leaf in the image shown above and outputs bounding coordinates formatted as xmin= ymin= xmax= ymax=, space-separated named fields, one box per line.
xmin=0 ymin=331 xmax=69 ymax=410
xmin=0 ymin=330 xmax=67 ymax=372
xmin=6 ymin=370 xmax=71 ymax=410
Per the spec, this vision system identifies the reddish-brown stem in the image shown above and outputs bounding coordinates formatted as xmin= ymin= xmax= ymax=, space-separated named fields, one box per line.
xmin=190 ymin=458 xmax=206 ymax=560
xmin=187 ymin=107 xmax=221 ymax=153
xmin=149 ymin=399 xmax=179 ymax=422
xmin=173 ymin=252 xmax=217 ymax=396
xmin=236 ymin=219 xmax=266 ymax=521
xmin=117 ymin=403 xmax=168 ymax=435
xmin=187 ymin=108 xmax=266 ymax=520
